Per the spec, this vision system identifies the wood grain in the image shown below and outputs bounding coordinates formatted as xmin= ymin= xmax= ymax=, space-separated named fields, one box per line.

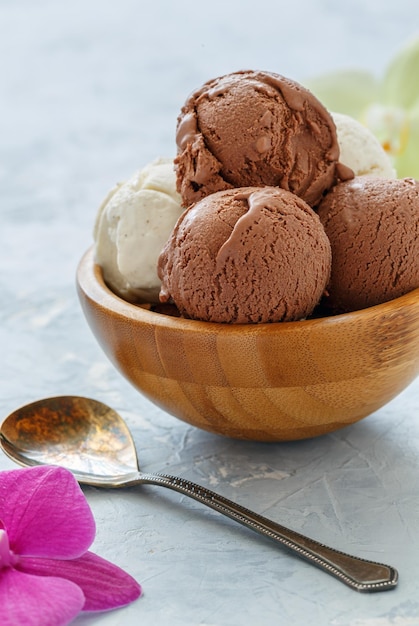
xmin=77 ymin=248 xmax=419 ymax=441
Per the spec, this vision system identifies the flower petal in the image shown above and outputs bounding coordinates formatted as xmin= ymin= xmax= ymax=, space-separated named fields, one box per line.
xmin=382 ymin=36 xmax=419 ymax=109
xmin=394 ymin=99 xmax=419 ymax=178
xmin=0 ymin=566 xmax=84 ymax=626
xmin=0 ymin=466 xmax=95 ymax=558
xmin=18 ymin=551 xmax=142 ymax=611
xmin=305 ymin=69 xmax=378 ymax=118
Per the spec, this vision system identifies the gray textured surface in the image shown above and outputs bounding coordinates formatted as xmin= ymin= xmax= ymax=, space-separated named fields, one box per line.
xmin=1 ymin=1 xmax=419 ymax=624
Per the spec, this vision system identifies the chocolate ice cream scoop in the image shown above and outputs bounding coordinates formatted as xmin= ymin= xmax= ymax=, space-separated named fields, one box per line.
xmin=317 ymin=176 xmax=419 ymax=314
xmin=175 ymin=70 xmax=352 ymax=208
xmin=158 ymin=187 xmax=331 ymax=324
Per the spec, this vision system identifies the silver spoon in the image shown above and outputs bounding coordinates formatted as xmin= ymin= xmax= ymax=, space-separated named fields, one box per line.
xmin=0 ymin=395 xmax=397 ymax=592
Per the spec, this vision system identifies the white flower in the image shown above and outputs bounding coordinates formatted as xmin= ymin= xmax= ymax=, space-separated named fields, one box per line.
xmin=307 ymin=35 xmax=419 ymax=179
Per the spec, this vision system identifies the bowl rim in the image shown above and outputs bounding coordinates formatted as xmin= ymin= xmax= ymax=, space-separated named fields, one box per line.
xmin=77 ymin=246 xmax=419 ymax=334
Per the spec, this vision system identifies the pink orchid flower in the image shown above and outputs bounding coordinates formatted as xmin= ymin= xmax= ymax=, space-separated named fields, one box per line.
xmin=0 ymin=465 xmax=141 ymax=626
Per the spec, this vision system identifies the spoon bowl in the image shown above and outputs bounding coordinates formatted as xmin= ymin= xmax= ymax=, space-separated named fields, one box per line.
xmin=1 ymin=395 xmax=398 ymax=592
xmin=0 ymin=396 xmax=140 ymax=485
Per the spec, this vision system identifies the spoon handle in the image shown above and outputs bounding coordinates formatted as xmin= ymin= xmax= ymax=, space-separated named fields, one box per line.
xmin=138 ymin=472 xmax=397 ymax=592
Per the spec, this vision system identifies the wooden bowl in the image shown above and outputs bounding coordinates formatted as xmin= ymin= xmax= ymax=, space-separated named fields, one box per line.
xmin=77 ymin=248 xmax=419 ymax=441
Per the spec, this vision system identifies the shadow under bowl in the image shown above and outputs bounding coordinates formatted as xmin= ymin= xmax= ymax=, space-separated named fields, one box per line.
xmin=76 ymin=248 xmax=419 ymax=442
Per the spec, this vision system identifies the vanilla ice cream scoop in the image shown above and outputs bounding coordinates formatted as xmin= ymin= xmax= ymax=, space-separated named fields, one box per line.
xmin=94 ymin=158 xmax=184 ymax=303
xmin=332 ymin=112 xmax=396 ymax=178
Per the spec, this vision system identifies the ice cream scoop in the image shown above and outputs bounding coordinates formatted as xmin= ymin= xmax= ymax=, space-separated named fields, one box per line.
xmin=317 ymin=176 xmax=419 ymax=314
xmin=94 ymin=157 xmax=183 ymax=303
xmin=158 ymin=186 xmax=331 ymax=324
xmin=332 ymin=112 xmax=396 ymax=178
xmin=175 ymin=70 xmax=352 ymax=208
